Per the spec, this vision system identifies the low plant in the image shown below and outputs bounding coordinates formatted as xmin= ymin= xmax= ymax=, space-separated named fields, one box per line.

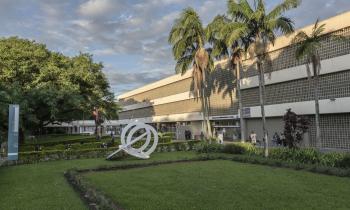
xmin=336 ymin=153 xmax=350 ymax=168
xmin=195 ymin=142 xmax=223 ymax=153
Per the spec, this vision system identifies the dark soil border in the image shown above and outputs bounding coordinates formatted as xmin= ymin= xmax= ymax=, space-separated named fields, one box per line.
xmin=64 ymin=156 xmax=214 ymax=210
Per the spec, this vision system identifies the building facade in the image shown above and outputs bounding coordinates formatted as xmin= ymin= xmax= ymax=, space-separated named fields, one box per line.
xmin=45 ymin=120 xmax=120 ymax=135
xmin=116 ymin=12 xmax=350 ymax=150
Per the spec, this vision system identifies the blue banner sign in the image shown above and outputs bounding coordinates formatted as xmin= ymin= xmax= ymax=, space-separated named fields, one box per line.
xmin=8 ymin=104 xmax=19 ymax=161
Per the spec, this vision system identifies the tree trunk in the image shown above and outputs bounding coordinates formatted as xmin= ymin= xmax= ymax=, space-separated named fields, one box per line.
xmin=205 ymin=93 xmax=212 ymax=138
xmin=200 ymin=87 xmax=212 ymax=140
xmin=19 ymin=127 xmax=25 ymax=145
xmin=314 ymin=76 xmax=321 ymax=148
xmin=236 ymin=61 xmax=245 ymax=142
xmin=200 ymin=88 xmax=207 ymax=139
xmin=95 ymin=122 xmax=100 ymax=140
xmin=257 ymin=61 xmax=269 ymax=157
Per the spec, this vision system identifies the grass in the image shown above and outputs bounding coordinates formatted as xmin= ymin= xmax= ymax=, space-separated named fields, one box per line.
xmin=84 ymin=160 xmax=350 ymax=210
xmin=0 ymin=151 xmax=198 ymax=210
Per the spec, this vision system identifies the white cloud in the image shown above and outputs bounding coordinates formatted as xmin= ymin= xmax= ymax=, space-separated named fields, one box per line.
xmin=78 ymin=0 xmax=122 ymax=18
xmin=92 ymin=48 xmax=117 ymax=56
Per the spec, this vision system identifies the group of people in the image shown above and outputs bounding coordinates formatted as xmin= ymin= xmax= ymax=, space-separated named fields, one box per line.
xmin=272 ymin=132 xmax=286 ymax=146
xmin=249 ymin=131 xmax=286 ymax=147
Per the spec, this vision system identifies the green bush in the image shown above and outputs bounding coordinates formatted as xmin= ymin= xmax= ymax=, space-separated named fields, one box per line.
xmin=218 ymin=154 xmax=350 ymax=177
xmin=222 ymin=143 xmax=245 ymax=154
xmin=336 ymin=154 xmax=350 ymax=168
xmin=159 ymin=132 xmax=175 ymax=138
xmin=16 ymin=147 xmax=119 ymax=164
xmin=19 ymin=140 xmax=120 ymax=152
xmin=320 ymin=152 xmax=344 ymax=167
xmin=195 ymin=142 xmax=223 ymax=153
xmin=160 ymin=136 xmax=172 ymax=144
xmin=269 ymin=148 xmax=320 ymax=164
xmin=196 ymin=142 xmax=350 ymax=169
xmin=24 ymin=135 xmax=112 ymax=147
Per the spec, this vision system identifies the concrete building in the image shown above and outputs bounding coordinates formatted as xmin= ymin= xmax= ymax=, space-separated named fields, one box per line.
xmin=116 ymin=12 xmax=350 ymax=150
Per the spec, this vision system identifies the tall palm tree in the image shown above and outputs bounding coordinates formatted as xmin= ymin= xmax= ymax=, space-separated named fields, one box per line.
xmin=226 ymin=0 xmax=300 ymax=157
xmin=206 ymin=15 xmax=247 ymax=141
xmin=168 ymin=8 xmax=214 ymax=138
xmin=292 ymin=20 xmax=346 ymax=148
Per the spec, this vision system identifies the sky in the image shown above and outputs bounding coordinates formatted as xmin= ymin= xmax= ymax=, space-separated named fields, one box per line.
xmin=1 ymin=0 xmax=350 ymax=96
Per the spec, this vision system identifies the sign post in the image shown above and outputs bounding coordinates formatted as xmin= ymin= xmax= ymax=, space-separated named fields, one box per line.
xmin=8 ymin=104 xmax=19 ymax=161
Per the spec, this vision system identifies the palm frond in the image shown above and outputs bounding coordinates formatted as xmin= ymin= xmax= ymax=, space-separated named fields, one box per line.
xmin=175 ymin=54 xmax=194 ymax=75
xmin=268 ymin=16 xmax=295 ymax=35
xmin=267 ymin=0 xmax=301 ymax=20
xmin=253 ymin=0 xmax=266 ymax=21
xmin=312 ymin=21 xmax=326 ymax=38
xmin=223 ymin=22 xmax=248 ymax=47
xmin=291 ymin=31 xmax=309 ymax=44
xmin=227 ymin=0 xmax=253 ymax=22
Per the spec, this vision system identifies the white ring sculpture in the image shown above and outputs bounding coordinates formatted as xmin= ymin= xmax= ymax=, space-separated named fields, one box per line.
xmin=106 ymin=122 xmax=158 ymax=160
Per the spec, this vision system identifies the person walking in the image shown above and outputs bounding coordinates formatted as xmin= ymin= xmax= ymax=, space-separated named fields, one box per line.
xmin=250 ymin=131 xmax=257 ymax=146
xmin=272 ymin=132 xmax=280 ymax=147
xmin=218 ymin=129 xmax=224 ymax=144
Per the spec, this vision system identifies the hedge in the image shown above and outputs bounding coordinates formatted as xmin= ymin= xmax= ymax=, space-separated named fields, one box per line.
xmin=2 ymin=147 xmax=120 ymax=165
xmin=218 ymin=154 xmax=350 ymax=177
xmin=21 ymin=135 xmax=172 ymax=152
xmin=19 ymin=141 xmax=120 ymax=152
xmin=1 ymin=140 xmax=201 ymax=166
xmin=196 ymin=142 xmax=350 ymax=169
xmin=24 ymin=135 xmax=112 ymax=147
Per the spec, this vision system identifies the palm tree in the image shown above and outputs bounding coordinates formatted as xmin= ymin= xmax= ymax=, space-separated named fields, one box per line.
xmin=168 ymin=8 xmax=214 ymax=138
xmin=226 ymin=0 xmax=300 ymax=157
xmin=292 ymin=20 xmax=347 ymax=148
xmin=206 ymin=15 xmax=247 ymax=141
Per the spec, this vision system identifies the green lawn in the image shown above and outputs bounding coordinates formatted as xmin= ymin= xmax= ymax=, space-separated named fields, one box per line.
xmin=0 ymin=152 xmax=198 ymax=210
xmin=84 ymin=160 xmax=350 ymax=210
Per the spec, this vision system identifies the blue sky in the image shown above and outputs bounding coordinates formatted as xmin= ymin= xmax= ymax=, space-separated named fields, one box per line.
xmin=1 ymin=0 xmax=350 ymax=96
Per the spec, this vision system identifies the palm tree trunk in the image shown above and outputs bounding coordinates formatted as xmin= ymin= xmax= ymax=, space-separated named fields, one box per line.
xmin=205 ymin=93 xmax=212 ymax=138
xmin=257 ymin=61 xmax=269 ymax=157
xmin=200 ymin=88 xmax=208 ymax=140
xmin=236 ymin=61 xmax=245 ymax=142
xmin=200 ymin=87 xmax=212 ymax=140
xmin=313 ymin=76 xmax=321 ymax=148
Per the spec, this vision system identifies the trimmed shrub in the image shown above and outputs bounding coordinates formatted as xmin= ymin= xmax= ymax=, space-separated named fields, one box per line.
xmin=196 ymin=142 xmax=350 ymax=169
xmin=269 ymin=148 xmax=320 ymax=164
xmin=195 ymin=142 xmax=223 ymax=153
xmin=320 ymin=152 xmax=344 ymax=167
xmin=24 ymin=135 xmax=111 ymax=147
xmin=222 ymin=143 xmax=245 ymax=154
xmin=336 ymin=153 xmax=350 ymax=168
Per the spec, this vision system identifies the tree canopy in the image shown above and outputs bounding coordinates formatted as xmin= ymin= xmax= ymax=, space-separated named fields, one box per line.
xmin=0 ymin=37 xmax=118 ymax=138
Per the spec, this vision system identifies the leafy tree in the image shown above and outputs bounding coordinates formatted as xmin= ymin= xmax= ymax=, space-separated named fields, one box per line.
xmin=0 ymin=37 xmax=118 ymax=142
xmin=168 ymin=8 xmax=214 ymax=138
xmin=292 ymin=20 xmax=348 ymax=148
xmin=283 ymin=108 xmax=309 ymax=148
xmin=226 ymin=0 xmax=300 ymax=156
